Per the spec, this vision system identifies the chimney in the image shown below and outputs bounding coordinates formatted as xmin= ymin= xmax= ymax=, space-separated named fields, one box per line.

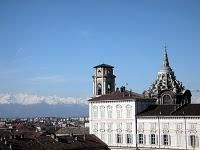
xmin=83 ymin=134 xmax=86 ymax=141
xmin=116 ymin=87 xmax=119 ymax=92
xmin=120 ymin=86 xmax=125 ymax=92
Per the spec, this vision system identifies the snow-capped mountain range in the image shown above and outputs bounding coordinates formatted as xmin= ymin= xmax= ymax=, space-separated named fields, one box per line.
xmin=0 ymin=91 xmax=199 ymax=118
xmin=0 ymin=93 xmax=88 ymax=105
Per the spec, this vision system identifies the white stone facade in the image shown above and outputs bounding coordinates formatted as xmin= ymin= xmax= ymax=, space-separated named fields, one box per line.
xmin=137 ymin=116 xmax=200 ymax=149
xmin=89 ymin=99 xmax=153 ymax=149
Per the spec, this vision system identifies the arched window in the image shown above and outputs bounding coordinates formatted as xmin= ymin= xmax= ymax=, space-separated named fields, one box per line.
xmin=107 ymin=83 xmax=111 ymax=93
xmin=97 ymin=83 xmax=102 ymax=95
xmin=116 ymin=105 xmax=122 ymax=119
xmin=92 ymin=106 xmax=98 ymax=119
xmin=126 ymin=105 xmax=132 ymax=118
xmin=100 ymin=106 xmax=105 ymax=119
xmin=162 ymin=94 xmax=172 ymax=104
xmin=107 ymin=105 xmax=112 ymax=119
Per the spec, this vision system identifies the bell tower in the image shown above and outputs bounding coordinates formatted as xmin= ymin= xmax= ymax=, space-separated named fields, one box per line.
xmin=93 ymin=64 xmax=116 ymax=97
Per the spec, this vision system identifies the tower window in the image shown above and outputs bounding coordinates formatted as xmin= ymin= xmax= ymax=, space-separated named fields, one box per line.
xmin=107 ymin=83 xmax=111 ymax=93
xmin=97 ymin=83 xmax=102 ymax=95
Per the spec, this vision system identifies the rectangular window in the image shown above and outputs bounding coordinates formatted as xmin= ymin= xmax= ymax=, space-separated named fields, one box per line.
xmin=117 ymin=110 xmax=121 ymax=118
xmin=116 ymin=134 xmax=123 ymax=143
xmin=150 ymin=134 xmax=156 ymax=145
xmin=190 ymin=135 xmax=196 ymax=147
xmin=108 ymin=133 xmax=112 ymax=144
xmin=100 ymin=122 xmax=105 ymax=130
xmin=190 ymin=124 xmax=197 ymax=130
xmin=100 ymin=106 xmax=105 ymax=119
xmin=107 ymin=123 xmax=113 ymax=130
xmin=138 ymin=123 xmax=144 ymax=130
xmin=101 ymin=133 xmax=105 ymax=142
xmin=108 ymin=110 xmax=112 ymax=118
xmin=117 ymin=122 xmax=122 ymax=130
xmin=139 ymin=134 xmax=144 ymax=144
xmin=92 ymin=107 xmax=98 ymax=119
xmin=126 ymin=122 xmax=132 ymax=131
xmin=177 ymin=134 xmax=182 ymax=146
xmin=163 ymin=135 xmax=169 ymax=145
xmin=126 ymin=134 xmax=133 ymax=144
xmin=150 ymin=123 xmax=156 ymax=130
xmin=177 ymin=123 xmax=182 ymax=130
xmin=163 ymin=123 xmax=169 ymax=130
xmin=92 ymin=123 xmax=98 ymax=132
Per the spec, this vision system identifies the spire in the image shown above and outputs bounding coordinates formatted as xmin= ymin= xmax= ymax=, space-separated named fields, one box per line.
xmin=159 ymin=45 xmax=172 ymax=73
xmin=163 ymin=45 xmax=170 ymax=68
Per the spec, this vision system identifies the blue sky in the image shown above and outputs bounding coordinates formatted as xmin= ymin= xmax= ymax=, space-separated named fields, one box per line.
xmin=0 ymin=0 xmax=200 ymax=98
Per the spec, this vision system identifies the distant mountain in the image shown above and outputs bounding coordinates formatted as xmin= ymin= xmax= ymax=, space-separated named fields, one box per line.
xmin=0 ymin=93 xmax=89 ymax=118
xmin=191 ymin=90 xmax=200 ymax=103
xmin=0 ymin=103 xmax=88 ymax=118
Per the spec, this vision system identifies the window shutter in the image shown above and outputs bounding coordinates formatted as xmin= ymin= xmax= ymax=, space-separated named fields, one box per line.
xmin=125 ymin=134 xmax=127 ymax=144
xmin=137 ymin=134 xmax=139 ymax=145
xmin=168 ymin=135 xmax=171 ymax=146
xmin=131 ymin=134 xmax=133 ymax=144
xmin=196 ymin=136 xmax=199 ymax=147
xmin=188 ymin=136 xmax=191 ymax=146
xmin=121 ymin=134 xmax=123 ymax=144
xmin=161 ymin=135 xmax=163 ymax=145
xmin=149 ymin=134 xmax=151 ymax=145
xmin=116 ymin=134 xmax=118 ymax=143
xmin=156 ymin=135 xmax=158 ymax=145
xmin=144 ymin=134 xmax=146 ymax=145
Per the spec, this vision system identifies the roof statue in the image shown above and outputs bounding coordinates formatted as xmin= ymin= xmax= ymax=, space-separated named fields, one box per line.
xmin=143 ymin=47 xmax=191 ymax=105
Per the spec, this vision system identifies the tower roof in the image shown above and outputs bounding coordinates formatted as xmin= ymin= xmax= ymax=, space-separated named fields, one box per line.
xmin=159 ymin=46 xmax=172 ymax=73
xmin=93 ymin=63 xmax=114 ymax=68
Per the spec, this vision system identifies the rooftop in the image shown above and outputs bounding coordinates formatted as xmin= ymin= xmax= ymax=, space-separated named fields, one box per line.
xmin=89 ymin=90 xmax=155 ymax=102
xmin=137 ymin=104 xmax=200 ymax=117
xmin=93 ymin=64 xmax=114 ymax=68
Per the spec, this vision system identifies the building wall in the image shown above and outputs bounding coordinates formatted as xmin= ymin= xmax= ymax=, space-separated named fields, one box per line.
xmin=89 ymin=100 xmax=136 ymax=147
xmin=89 ymin=100 xmax=153 ymax=148
xmin=137 ymin=117 xmax=200 ymax=150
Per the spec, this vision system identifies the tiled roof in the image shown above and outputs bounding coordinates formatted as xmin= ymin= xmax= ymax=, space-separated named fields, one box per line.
xmin=56 ymin=127 xmax=89 ymax=135
xmin=89 ymin=91 xmax=154 ymax=101
xmin=0 ymin=128 xmax=108 ymax=150
xmin=137 ymin=105 xmax=177 ymax=116
xmin=137 ymin=104 xmax=200 ymax=117
xmin=93 ymin=64 xmax=114 ymax=68
xmin=173 ymin=104 xmax=200 ymax=116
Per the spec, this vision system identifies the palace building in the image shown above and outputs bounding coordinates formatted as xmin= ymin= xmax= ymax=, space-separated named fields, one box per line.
xmin=88 ymin=48 xmax=200 ymax=150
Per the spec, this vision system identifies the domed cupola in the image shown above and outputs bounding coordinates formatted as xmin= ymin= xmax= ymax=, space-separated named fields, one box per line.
xmin=144 ymin=46 xmax=191 ymax=105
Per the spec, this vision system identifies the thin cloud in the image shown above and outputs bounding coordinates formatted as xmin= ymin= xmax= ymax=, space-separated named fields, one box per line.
xmin=16 ymin=47 xmax=24 ymax=55
xmin=31 ymin=75 xmax=66 ymax=83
